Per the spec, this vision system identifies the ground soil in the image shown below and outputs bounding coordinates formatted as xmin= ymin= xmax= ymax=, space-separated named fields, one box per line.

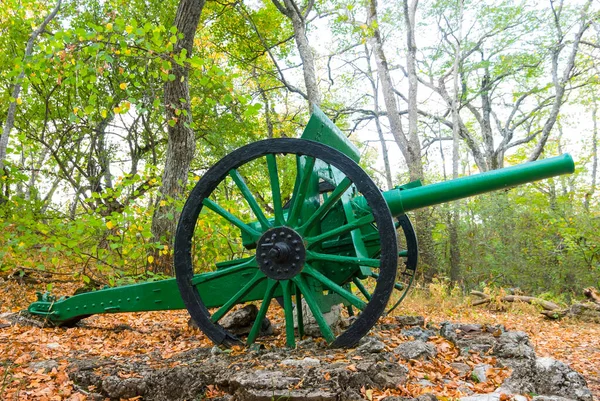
xmin=0 ymin=280 xmax=598 ymax=400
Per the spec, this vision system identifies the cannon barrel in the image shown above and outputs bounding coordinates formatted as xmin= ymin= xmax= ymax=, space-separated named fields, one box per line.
xmin=370 ymin=154 xmax=575 ymax=217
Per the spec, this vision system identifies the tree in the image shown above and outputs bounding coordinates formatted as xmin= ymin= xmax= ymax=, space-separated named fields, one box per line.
xmin=0 ymin=0 xmax=62 ymax=184
xmin=150 ymin=0 xmax=206 ymax=273
xmin=271 ymin=0 xmax=322 ymax=111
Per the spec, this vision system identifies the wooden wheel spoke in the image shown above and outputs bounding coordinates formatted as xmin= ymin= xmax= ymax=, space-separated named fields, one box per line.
xmin=305 ymin=213 xmax=375 ymax=248
xmin=303 ymin=264 xmax=367 ymax=311
xmin=298 ymin=177 xmax=352 ymax=235
xmin=191 ymin=257 xmax=258 ymax=285
xmin=286 ymin=156 xmax=316 ymax=227
xmin=210 ymin=271 xmax=265 ymax=323
xmin=246 ymin=279 xmax=277 ymax=345
xmin=292 ymin=275 xmax=335 ymax=343
xmin=229 ymin=169 xmax=271 ymax=231
xmin=202 ymin=198 xmax=261 ymax=241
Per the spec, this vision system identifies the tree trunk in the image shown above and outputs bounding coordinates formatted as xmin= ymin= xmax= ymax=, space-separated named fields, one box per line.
xmin=151 ymin=0 xmax=206 ymax=274
xmin=366 ymin=0 xmax=411 ymax=166
xmin=448 ymin=0 xmax=463 ymax=287
xmin=585 ymin=95 xmax=597 ymax=211
xmin=271 ymin=0 xmax=321 ymax=111
xmin=0 ymin=0 xmax=62 ymax=199
xmin=364 ymin=44 xmax=393 ymax=190
xmin=528 ymin=0 xmax=592 ymax=161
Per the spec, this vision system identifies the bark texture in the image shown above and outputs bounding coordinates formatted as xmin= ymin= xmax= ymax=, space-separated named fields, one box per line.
xmin=151 ymin=0 xmax=206 ymax=273
xmin=271 ymin=0 xmax=321 ymax=111
xmin=0 ymin=0 xmax=62 ymax=172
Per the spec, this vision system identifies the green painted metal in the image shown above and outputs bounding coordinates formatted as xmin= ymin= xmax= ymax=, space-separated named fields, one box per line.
xmin=367 ymin=154 xmax=575 ymax=216
xmin=27 ymin=106 xmax=576 ymax=339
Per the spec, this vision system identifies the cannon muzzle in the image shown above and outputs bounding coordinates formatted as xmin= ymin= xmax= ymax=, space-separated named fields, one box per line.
xmin=376 ymin=154 xmax=575 ymax=216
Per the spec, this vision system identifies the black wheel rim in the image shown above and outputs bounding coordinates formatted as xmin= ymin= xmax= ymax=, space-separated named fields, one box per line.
xmin=174 ymin=138 xmax=398 ymax=348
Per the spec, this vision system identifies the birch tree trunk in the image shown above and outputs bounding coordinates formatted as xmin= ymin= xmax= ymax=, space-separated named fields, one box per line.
xmin=528 ymin=0 xmax=592 ymax=161
xmin=448 ymin=0 xmax=464 ymax=286
xmin=585 ymin=94 xmax=598 ymax=211
xmin=364 ymin=44 xmax=393 ymax=190
xmin=151 ymin=0 xmax=206 ymax=274
xmin=0 ymin=0 xmax=62 ymax=198
xmin=271 ymin=0 xmax=321 ymax=111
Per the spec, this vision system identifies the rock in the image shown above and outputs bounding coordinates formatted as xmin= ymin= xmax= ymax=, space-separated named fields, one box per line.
xmin=295 ymin=300 xmax=343 ymax=337
xmin=101 ymin=376 xmax=147 ymax=399
xmin=491 ymin=331 xmax=536 ymax=369
xmin=394 ymin=340 xmax=437 ymax=360
xmin=532 ymin=397 xmax=578 ymax=401
xmin=340 ymin=389 xmax=364 ymax=401
xmin=219 ymin=305 xmax=272 ymax=336
xmin=29 ymin=359 xmax=59 ymax=372
xmin=401 ymin=327 xmax=436 ymax=342
xmin=236 ymin=388 xmax=337 ymax=401
xmin=471 ymin=364 xmax=492 ymax=383
xmin=440 ymin=322 xmax=510 ymax=357
xmin=46 ymin=342 xmax=60 ymax=350
xmin=450 ymin=362 xmax=471 ymax=377
xmin=417 ymin=394 xmax=439 ymax=401
xmin=357 ymin=337 xmax=386 ymax=353
xmin=417 ymin=379 xmax=435 ymax=388
xmin=501 ymin=357 xmax=592 ymax=401
xmin=533 ymin=358 xmax=592 ymax=401
xmin=229 ymin=369 xmax=301 ymax=390
xmin=395 ymin=315 xmax=425 ymax=327
xmin=281 ymin=357 xmax=321 ymax=368
xmin=460 ymin=394 xmax=501 ymax=401
xmin=372 ymin=363 xmax=409 ymax=389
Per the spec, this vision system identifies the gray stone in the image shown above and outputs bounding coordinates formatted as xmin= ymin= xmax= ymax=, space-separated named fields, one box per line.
xmin=394 ymin=340 xmax=437 ymax=360
xmin=29 ymin=359 xmax=59 ymax=373
xmin=357 ymin=337 xmax=386 ymax=353
xmin=281 ymin=357 xmax=321 ymax=368
xmin=372 ymin=363 xmax=409 ymax=389
xmin=229 ymin=370 xmax=301 ymax=390
xmin=295 ymin=300 xmax=343 ymax=338
xmin=501 ymin=357 xmax=592 ymax=401
xmin=450 ymin=362 xmax=471 ymax=377
xmin=395 ymin=315 xmax=425 ymax=327
xmin=472 ymin=364 xmax=492 ymax=383
xmin=417 ymin=394 xmax=438 ymax=401
xmin=401 ymin=327 xmax=437 ymax=342
xmin=531 ymin=397 xmax=578 ymax=401
xmin=236 ymin=388 xmax=338 ymax=401
xmin=491 ymin=331 xmax=536 ymax=364
xmin=101 ymin=376 xmax=147 ymax=399
xmin=460 ymin=394 xmax=500 ymax=401
xmin=220 ymin=305 xmax=273 ymax=336
xmin=417 ymin=379 xmax=435 ymax=388
xmin=400 ymin=327 xmax=437 ymax=341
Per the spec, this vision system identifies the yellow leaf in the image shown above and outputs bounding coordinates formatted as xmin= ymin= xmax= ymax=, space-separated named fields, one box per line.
xmin=159 ymin=200 xmax=167 ymax=207
xmin=125 ymin=25 xmax=133 ymax=34
xmin=119 ymin=82 xmax=127 ymax=90
xmin=16 ymin=97 xmax=22 ymax=105
xmin=18 ymin=242 xmax=25 ymax=247
xmin=106 ymin=23 xmax=113 ymax=31
xmin=106 ymin=221 xmax=114 ymax=229
xmin=101 ymin=109 xmax=107 ymax=118
xmin=147 ymin=255 xmax=154 ymax=264
xmin=73 ymin=107 xmax=79 ymax=114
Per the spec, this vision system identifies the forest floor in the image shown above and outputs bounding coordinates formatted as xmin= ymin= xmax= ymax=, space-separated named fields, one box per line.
xmin=0 ymin=279 xmax=598 ymax=400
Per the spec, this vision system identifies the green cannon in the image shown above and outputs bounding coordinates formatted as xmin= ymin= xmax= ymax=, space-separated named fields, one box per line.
xmin=28 ymin=107 xmax=575 ymax=348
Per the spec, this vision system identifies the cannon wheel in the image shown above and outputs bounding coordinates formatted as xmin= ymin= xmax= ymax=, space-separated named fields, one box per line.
xmin=175 ymin=138 xmax=398 ymax=348
xmin=347 ymin=214 xmax=418 ymax=317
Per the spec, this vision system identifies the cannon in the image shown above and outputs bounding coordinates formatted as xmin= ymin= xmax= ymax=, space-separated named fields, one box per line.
xmin=28 ymin=107 xmax=575 ymax=348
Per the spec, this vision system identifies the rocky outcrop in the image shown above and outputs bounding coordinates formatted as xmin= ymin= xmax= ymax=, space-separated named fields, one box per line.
xmin=66 ymin=317 xmax=593 ymax=401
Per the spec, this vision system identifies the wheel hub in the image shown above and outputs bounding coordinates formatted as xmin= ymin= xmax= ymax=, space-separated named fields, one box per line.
xmin=256 ymin=227 xmax=305 ymax=280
